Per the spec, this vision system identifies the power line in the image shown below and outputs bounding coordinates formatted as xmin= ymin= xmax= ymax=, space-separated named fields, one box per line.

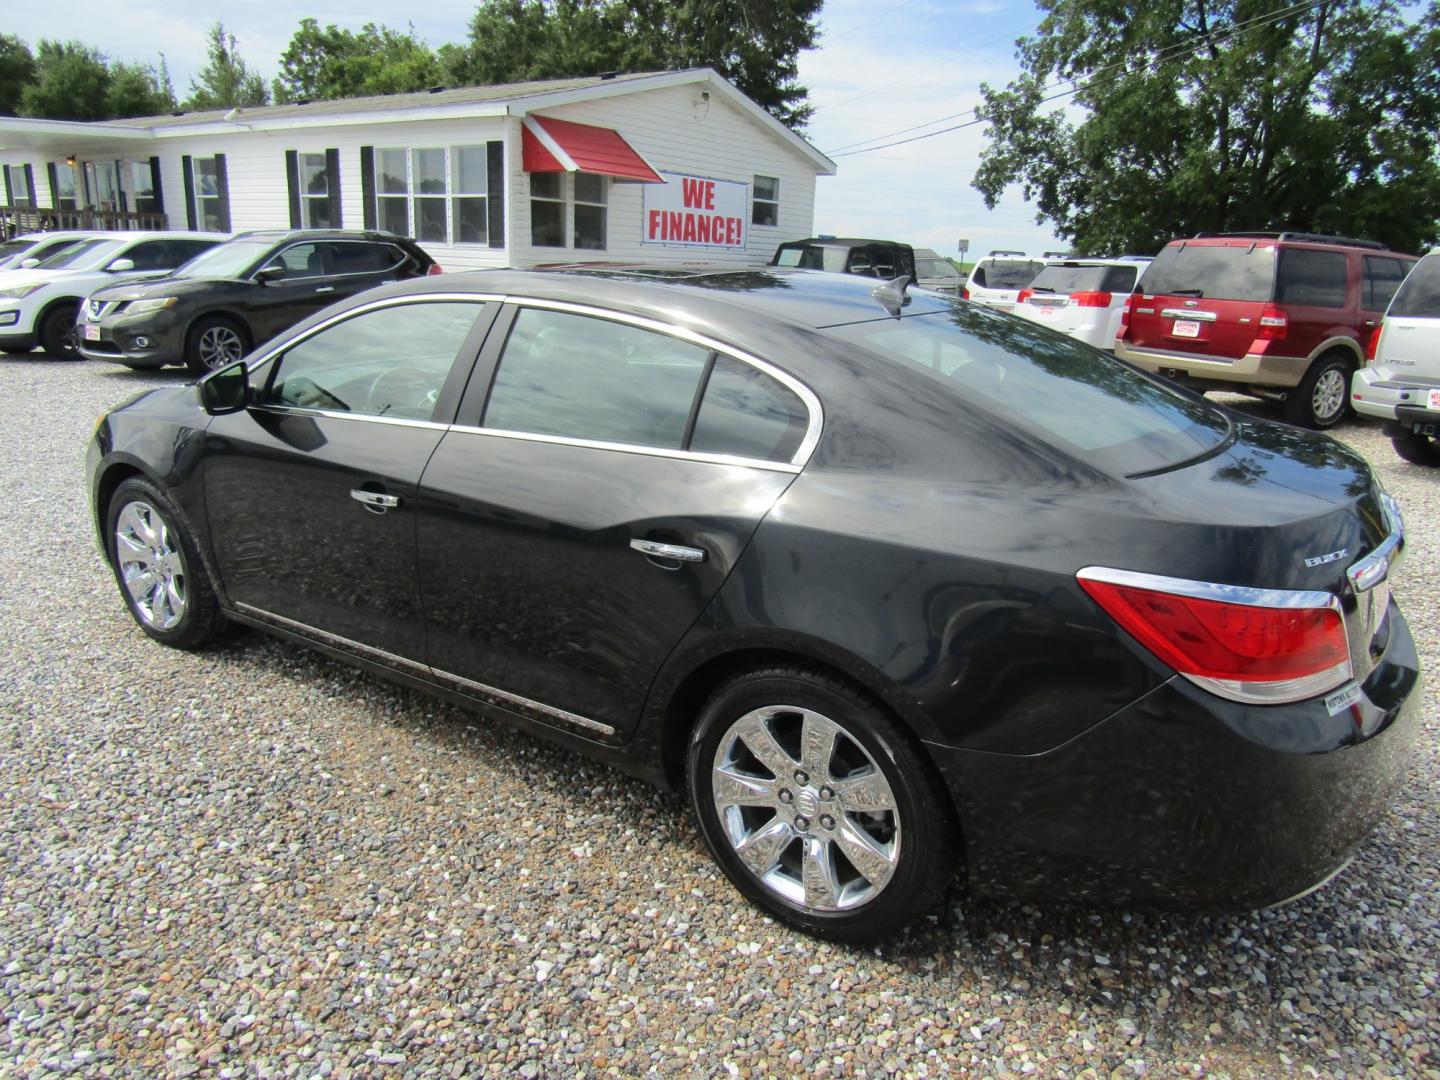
xmin=824 ymin=0 xmax=1324 ymax=158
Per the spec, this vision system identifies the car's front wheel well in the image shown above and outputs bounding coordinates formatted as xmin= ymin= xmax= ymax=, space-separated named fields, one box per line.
xmin=37 ymin=296 xmax=82 ymax=328
xmin=95 ymin=463 xmax=144 ymax=538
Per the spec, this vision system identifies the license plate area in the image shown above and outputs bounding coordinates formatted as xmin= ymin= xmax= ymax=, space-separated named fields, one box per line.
xmin=1171 ymin=319 xmax=1201 ymax=338
xmin=1428 ymin=388 xmax=1440 ymax=411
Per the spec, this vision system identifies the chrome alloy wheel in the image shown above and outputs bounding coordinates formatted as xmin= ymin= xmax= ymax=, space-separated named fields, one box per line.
xmin=197 ymin=325 xmax=244 ymax=369
xmin=711 ymin=706 xmax=901 ymax=912
xmin=113 ymin=500 xmax=187 ymax=630
xmin=1313 ymin=367 xmax=1347 ymax=423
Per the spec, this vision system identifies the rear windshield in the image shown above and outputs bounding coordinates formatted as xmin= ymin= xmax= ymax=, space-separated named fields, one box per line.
xmin=824 ymin=308 xmax=1230 ymax=476
xmin=1387 ymin=254 xmax=1440 ymax=317
xmin=1139 ymin=243 xmax=1275 ymax=301
xmin=1028 ymin=264 xmax=1139 ymax=295
xmin=972 ymin=260 xmax=1042 ymax=290
xmin=916 ymin=258 xmax=960 ymax=279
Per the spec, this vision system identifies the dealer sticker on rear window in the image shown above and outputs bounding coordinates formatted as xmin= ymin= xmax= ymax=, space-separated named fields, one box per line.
xmin=1324 ymin=682 xmax=1364 ymax=716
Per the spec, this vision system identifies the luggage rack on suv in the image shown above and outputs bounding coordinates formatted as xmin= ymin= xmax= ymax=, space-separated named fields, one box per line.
xmin=1192 ymin=231 xmax=1390 ymax=251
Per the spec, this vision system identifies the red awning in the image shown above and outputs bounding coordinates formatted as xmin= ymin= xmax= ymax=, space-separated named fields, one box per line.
xmin=522 ymin=116 xmax=664 ymax=183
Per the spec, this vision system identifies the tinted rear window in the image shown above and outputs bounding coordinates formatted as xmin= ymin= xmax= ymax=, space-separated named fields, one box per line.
xmin=1139 ymin=244 xmax=1275 ymax=301
xmin=825 ymin=308 xmax=1230 ymax=476
xmin=1387 ymin=254 xmax=1440 ymax=317
xmin=972 ymin=260 xmax=1042 ymax=290
xmin=1028 ymin=264 xmax=1138 ymax=294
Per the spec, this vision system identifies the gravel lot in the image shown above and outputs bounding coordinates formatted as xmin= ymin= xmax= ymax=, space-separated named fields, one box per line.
xmin=0 ymin=353 xmax=1435 ymax=1079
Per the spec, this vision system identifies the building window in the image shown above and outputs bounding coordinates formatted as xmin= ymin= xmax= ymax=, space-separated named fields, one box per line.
xmin=376 ymin=148 xmax=410 ymax=236
xmin=130 ymin=162 xmax=159 ymax=216
xmin=752 ymin=175 xmax=779 ymax=227
xmin=51 ymin=163 xmax=77 ymax=211
xmin=530 ymin=173 xmax=566 ymax=248
xmin=191 ymin=156 xmax=226 ymax=231
xmin=411 ymin=148 xmax=446 ymax=243
xmin=299 ymin=153 xmax=332 ymax=228
xmin=573 ymin=173 xmax=607 ymax=251
xmin=5 ymin=165 xmax=32 ymax=207
xmin=451 ymin=145 xmax=488 ymax=244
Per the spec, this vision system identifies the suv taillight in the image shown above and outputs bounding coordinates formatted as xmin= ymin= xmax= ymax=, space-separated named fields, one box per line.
xmin=1255 ymin=304 xmax=1288 ymax=341
xmin=1069 ymin=290 xmax=1112 ymax=307
xmin=1017 ymin=288 xmax=1034 ymax=305
xmin=1077 ymin=568 xmax=1350 ymax=704
xmin=1364 ymin=325 xmax=1382 ymax=362
xmin=1117 ymin=294 xmax=1138 ymax=340
xmin=427 ymin=263 xmax=444 ymax=276
xmin=960 ymin=287 xmax=970 ymax=300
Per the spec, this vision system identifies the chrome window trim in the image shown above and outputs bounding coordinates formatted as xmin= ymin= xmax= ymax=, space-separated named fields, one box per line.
xmin=444 ymin=424 xmax=803 ymax=474
xmin=1076 ymin=565 xmax=1353 ymax=706
xmin=234 ymin=601 xmax=616 ymax=737
xmin=251 ymin=238 xmax=407 ymax=284
xmin=249 ymin=404 xmax=452 ymax=431
xmin=500 ymin=296 xmax=825 ymax=468
xmin=1347 ymin=493 xmax=1404 ymax=593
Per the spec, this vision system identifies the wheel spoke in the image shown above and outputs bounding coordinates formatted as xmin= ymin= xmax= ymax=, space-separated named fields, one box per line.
xmin=736 ymin=715 xmax=797 ymax=779
xmin=801 ymin=836 xmax=841 ymax=909
xmin=123 ymin=568 xmax=156 ymax=601
xmin=831 ymin=769 xmax=897 ymax=813
xmin=834 ymin=819 xmax=899 ymax=891
xmin=800 ymin=711 xmax=838 ymax=778
xmin=734 ymin=816 xmax=792 ymax=876
xmin=165 ymin=576 xmax=185 ymax=618
xmin=712 ymin=766 xmax=777 ymax=808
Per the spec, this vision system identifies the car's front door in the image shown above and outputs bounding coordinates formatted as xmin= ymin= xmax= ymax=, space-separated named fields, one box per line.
xmin=243 ymin=241 xmax=347 ymax=343
xmin=414 ymin=303 xmax=818 ymax=738
xmin=203 ymin=296 xmax=497 ymax=659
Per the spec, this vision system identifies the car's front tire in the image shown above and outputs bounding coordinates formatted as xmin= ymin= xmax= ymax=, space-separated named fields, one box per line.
xmin=687 ymin=666 xmax=958 ymax=942
xmin=1392 ymin=429 xmax=1440 ymax=466
xmin=39 ymin=304 xmax=80 ymax=359
xmin=106 ymin=477 xmax=229 ymax=649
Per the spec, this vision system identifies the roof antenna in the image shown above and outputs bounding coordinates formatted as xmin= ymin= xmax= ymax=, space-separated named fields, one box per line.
xmin=871 ymin=275 xmax=911 ymax=317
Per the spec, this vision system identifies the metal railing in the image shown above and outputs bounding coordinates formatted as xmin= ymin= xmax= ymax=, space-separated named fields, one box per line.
xmin=0 ymin=205 xmax=168 ymax=237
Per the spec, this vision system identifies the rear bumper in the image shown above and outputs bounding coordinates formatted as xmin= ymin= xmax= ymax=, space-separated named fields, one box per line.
xmin=1351 ymin=368 xmax=1438 ymax=423
xmin=929 ymin=599 xmax=1421 ymax=908
xmin=1116 ymin=340 xmax=1310 ymax=388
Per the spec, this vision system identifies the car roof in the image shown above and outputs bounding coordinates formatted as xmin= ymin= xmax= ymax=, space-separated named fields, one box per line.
xmin=1038 ymin=257 xmax=1146 ymax=268
xmin=777 ymin=237 xmax=911 ymax=249
xmin=228 ymin=229 xmax=414 ymax=244
xmin=379 ymin=266 xmax=957 ymax=331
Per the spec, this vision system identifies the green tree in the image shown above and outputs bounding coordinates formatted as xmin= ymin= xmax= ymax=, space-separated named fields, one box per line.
xmin=973 ymin=0 xmax=1440 ymax=255
xmin=443 ymin=0 xmax=822 ymax=130
xmin=19 ymin=40 xmax=111 ymax=121
xmin=0 ymin=35 xmax=36 ymax=116
xmin=184 ymin=23 xmax=270 ymax=110
xmin=273 ymin=18 xmax=444 ymax=102
xmin=108 ymin=58 xmax=176 ymax=118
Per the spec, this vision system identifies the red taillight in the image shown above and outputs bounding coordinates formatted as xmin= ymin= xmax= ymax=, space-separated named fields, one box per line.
xmin=1017 ymin=288 xmax=1034 ymax=305
xmin=427 ymin=263 xmax=444 ymax=276
xmin=960 ymin=287 xmax=970 ymax=300
xmin=1364 ymin=325 xmax=1381 ymax=362
xmin=1069 ymin=290 xmax=1112 ymax=307
xmin=1118 ymin=293 xmax=1137 ymax=340
xmin=1255 ymin=304 xmax=1288 ymax=341
xmin=1078 ymin=571 xmax=1350 ymax=703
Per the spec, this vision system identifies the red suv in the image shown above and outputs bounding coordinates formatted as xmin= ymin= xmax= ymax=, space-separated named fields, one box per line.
xmin=1115 ymin=232 xmax=1417 ymax=427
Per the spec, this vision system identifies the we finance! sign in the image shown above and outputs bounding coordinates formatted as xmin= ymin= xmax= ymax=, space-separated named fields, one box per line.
xmin=643 ymin=172 xmax=748 ymax=249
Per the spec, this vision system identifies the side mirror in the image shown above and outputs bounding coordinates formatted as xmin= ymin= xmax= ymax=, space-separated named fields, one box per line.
xmin=200 ymin=359 xmax=249 ymax=415
xmin=254 ymin=265 xmax=285 ymax=285
xmin=106 ymin=257 xmax=136 ymax=272
xmin=19 ymin=257 xmax=40 ymax=268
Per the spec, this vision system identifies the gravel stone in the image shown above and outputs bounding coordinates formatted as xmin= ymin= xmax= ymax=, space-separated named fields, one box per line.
xmin=0 ymin=359 xmax=1436 ymax=1077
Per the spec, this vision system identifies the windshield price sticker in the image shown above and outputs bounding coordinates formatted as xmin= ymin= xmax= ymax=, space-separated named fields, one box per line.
xmin=1428 ymin=388 xmax=1440 ymax=411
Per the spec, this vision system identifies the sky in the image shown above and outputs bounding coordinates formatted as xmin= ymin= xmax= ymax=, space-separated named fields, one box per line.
xmin=6 ymin=0 xmax=1065 ymax=257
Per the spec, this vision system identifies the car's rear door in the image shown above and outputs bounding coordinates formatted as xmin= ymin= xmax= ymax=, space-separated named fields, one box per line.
xmin=203 ymin=295 xmax=497 ymax=660
xmin=1129 ymin=241 xmax=1276 ymax=358
xmin=318 ymin=239 xmax=414 ymax=303
xmin=414 ymin=302 xmax=818 ymax=740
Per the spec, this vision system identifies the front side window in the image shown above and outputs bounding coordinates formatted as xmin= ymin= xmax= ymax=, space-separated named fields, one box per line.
xmin=573 ymin=172 xmax=607 ymax=251
xmin=485 ymin=308 xmax=710 ymax=448
xmin=752 ymin=175 xmax=779 ymax=227
xmin=192 ymin=157 xmax=226 ymax=231
xmin=1276 ymin=248 xmax=1348 ymax=308
xmin=262 ymin=242 xmax=326 ymax=280
xmin=120 ymin=240 xmax=176 ymax=272
xmin=300 ymin=152 xmax=332 ymax=229
xmin=530 ymin=173 xmax=566 ymax=248
xmin=265 ymin=302 xmax=486 ymax=421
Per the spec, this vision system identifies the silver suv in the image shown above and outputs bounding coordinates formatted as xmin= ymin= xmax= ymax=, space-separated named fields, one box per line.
xmin=1352 ymin=249 xmax=1440 ymax=465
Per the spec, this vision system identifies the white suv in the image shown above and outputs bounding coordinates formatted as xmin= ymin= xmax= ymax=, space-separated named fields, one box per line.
xmin=0 ymin=231 xmax=225 ymax=358
xmin=962 ymin=251 xmax=1044 ymax=311
xmin=0 ymin=232 xmax=97 ymax=273
xmin=1352 ymin=249 xmax=1440 ymax=465
xmin=1010 ymin=257 xmax=1151 ymax=350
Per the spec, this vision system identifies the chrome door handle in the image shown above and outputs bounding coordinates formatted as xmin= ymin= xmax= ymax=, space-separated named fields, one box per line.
xmin=316 ymin=286 xmax=335 ymax=294
xmin=630 ymin=538 xmax=705 ymax=563
xmin=350 ymin=489 xmax=400 ymax=512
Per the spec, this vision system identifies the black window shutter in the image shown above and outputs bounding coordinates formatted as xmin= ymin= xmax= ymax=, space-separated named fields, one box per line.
xmin=149 ymin=156 xmax=164 ymax=216
xmin=214 ymin=154 xmax=231 ymax=232
xmin=326 ymin=148 xmax=342 ymax=229
xmin=46 ymin=163 xmax=60 ymax=208
xmin=285 ymin=150 xmax=301 ymax=229
xmin=2 ymin=166 xmax=12 ymax=206
xmin=23 ymin=165 xmax=36 ymax=208
xmin=360 ymin=146 xmax=376 ymax=230
xmin=486 ymin=141 xmax=504 ymax=249
xmin=181 ymin=155 xmax=197 ymax=229
xmin=116 ymin=160 xmax=128 ymax=212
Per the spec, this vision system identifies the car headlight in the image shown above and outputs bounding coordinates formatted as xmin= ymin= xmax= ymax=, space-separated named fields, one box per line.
xmin=0 ymin=284 xmax=45 ymax=300
xmin=124 ymin=297 xmax=178 ymax=315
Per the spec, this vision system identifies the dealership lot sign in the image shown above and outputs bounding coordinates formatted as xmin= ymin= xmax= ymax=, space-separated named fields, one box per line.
xmin=643 ymin=172 xmax=748 ymax=249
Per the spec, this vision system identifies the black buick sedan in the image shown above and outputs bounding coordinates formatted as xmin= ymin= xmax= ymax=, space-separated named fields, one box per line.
xmin=87 ymin=269 xmax=1418 ymax=941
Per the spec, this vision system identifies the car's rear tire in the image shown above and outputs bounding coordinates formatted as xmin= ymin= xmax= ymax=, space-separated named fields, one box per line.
xmin=1286 ymin=353 xmax=1353 ymax=429
xmin=185 ymin=316 xmax=249 ymax=375
xmin=1392 ymin=430 xmax=1440 ymax=466
xmin=687 ymin=666 xmax=958 ymax=943
xmin=39 ymin=304 xmax=81 ymax=359
xmin=106 ymin=477 xmax=229 ymax=649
